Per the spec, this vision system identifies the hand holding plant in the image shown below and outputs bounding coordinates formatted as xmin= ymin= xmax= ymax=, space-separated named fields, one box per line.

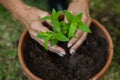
xmin=67 ymin=0 xmax=91 ymax=54
xmin=38 ymin=9 xmax=91 ymax=56
xmin=15 ymin=6 xmax=66 ymax=57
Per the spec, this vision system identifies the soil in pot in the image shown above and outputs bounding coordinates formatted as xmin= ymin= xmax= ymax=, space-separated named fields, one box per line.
xmin=23 ymin=23 xmax=108 ymax=80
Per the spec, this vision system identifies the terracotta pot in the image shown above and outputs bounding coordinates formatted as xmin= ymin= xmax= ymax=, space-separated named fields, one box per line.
xmin=18 ymin=19 xmax=113 ymax=80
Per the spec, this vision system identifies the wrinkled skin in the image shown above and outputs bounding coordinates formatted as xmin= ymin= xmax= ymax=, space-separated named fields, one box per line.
xmin=0 ymin=0 xmax=91 ymax=56
xmin=17 ymin=6 xmax=66 ymax=57
xmin=67 ymin=0 xmax=91 ymax=54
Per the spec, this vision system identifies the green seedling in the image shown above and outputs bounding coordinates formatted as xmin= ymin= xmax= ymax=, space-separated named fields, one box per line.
xmin=37 ymin=9 xmax=91 ymax=50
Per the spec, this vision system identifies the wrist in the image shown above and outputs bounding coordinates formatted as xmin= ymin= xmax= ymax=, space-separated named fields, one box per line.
xmin=9 ymin=1 xmax=28 ymax=19
xmin=13 ymin=3 xmax=30 ymax=20
xmin=72 ymin=0 xmax=90 ymax=9
xmin=72 ymin=0 xmax=89 ymax=5
xmin=0 ymin=0 xmax=28 ymax=19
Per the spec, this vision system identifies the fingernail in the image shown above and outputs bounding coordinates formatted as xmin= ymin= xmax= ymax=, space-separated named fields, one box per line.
xmin=57 ymin=52 xmax=66 ymax=57
xmin=70 ymin=49 xmax=75 ymax=55
xmin=68 ymin=43 xmax=72 ymax=48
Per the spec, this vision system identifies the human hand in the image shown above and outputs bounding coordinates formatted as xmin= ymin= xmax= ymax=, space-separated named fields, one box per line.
xmin=67 ymin=0 xmax=91 ymax=55
xmin=16 ymin=6 xmax=66 ymax=57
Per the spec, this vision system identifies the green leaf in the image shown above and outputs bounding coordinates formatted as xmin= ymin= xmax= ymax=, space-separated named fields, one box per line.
xmin=41 ymin=16 xmax=52 ymax=21
xmin=60 ymin=21 xmax=69 ymax=34
xmin=75 ymin=13 xmax=82 ymax=21
xmin=50 ymin=39 xmax=58 ymax=46
xmin=37 ymin=32 xmax=49 ymax=40
xmin=52 ymin=10 xmax=63 ymax=20
xmin=62 ymin=26 xmax=68 ymax=34
xmin=37 ymin=32 xmax=54 ymax=39
xmin=64 ymin=10 xmax=74 ymax=22
xmin=52 ymin=9 xmax=59 ymax=20
xmin=44 ymin=35 xmax=52 ymax=50
xmin=68 ymin=22 xmax=77 ymax=38
xmin=37 ymin=32 xmax=53 ymax=50
xmin=55 ymin=33 xmax=69 ymax=41
xmin=52 ymin=8 xmax=56 ymax=16
xmin=55 ymin=10 xmax=63 ymax=19
xmin=51 ymin=20 xmax=61 ymax=32
xmin=78 ymin=22 xmax=91 ymax=33
xmin=74 ymin=13 xmax=82 ymax=23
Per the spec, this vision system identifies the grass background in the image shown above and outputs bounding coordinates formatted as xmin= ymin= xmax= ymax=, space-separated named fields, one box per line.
xmin=0 ymin=0 xmax=120 ymax=80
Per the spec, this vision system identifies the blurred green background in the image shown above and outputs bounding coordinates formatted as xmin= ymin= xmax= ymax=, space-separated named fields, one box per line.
xmin=0 ymin=0 xmax=120 ymax=80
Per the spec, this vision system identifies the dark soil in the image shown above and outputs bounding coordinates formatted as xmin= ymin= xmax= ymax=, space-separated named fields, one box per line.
xmin=23 ymin=23 xmax=108 ymax=80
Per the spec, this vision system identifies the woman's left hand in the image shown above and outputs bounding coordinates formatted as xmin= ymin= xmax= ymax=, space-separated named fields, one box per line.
xmin=67 ymin=0 xmax=91 ymax=55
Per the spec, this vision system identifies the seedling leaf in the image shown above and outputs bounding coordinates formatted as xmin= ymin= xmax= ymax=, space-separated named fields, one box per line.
xmin=44 ymin=35 xmax=52 ymax=50
xmin=52 ymin=8 xmax=56 ymax=16
xmin=55 ymin=33 xmax=69 ymax=41
xmin=64 ymin=10 xmax=74 ymax=22
xmin=41 ymin=16 xmax=52 ymax=21
xmin=51 ymin=39 xmax=58 ymax=46
xmin=68 ymin=22 xmax=77 ymax=38
xmin=51 ymin=20 xmax=61 ymax=32
xmin=78 ymin=22 xmax=91 ymax=33
xmin=73 ymin=13 xmax=82 ymax=23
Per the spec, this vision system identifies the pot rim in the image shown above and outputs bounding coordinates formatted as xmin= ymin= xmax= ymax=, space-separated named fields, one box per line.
xmin=90 ymin=19 xmax=113 ymax=80
xmin=18 ymin=19 xmax=113 ymax=80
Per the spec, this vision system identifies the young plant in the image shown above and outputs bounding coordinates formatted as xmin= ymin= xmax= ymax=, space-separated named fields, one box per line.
xmin=64 ymin=10 xmax=91 ymax=38
xmin=37 ymin=9 xmax=91 ymax=50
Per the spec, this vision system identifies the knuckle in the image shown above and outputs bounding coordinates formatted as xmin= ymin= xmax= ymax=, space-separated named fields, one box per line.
xmin=30 ymin=21 xmax=41 ymax=31
xmin=44 ymin=12 xmax=49 ymax=15
xmin=82 ymin=15 xmax=87 ymax=22
xmin=29 ymin=30 xmax=36 ymax=37
xmin=41 ymin=12 xmax=49 ymax=17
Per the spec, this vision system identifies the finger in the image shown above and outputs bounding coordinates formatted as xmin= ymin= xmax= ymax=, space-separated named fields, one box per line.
xmin=69 ymin=32 xmax=88 ymax=55
xmin=38 ymin=13 xmax=53 ymax=28
xmin=86 ymin=18 xmax=91 ymax=26
xmin=38 ymin=11 xmax=49 ymax=18
xmin=30 ymin=20 xmax=50 ymax=32
xmin=48 ymin=45 xmax=66 ymax=57
xmin=67 ymin=29 xmax=83 ymax=48
xmin=64 ymin=16 xmax=68 ymax=23
xmin=81 ymin=14 xmax=87 ymax=23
